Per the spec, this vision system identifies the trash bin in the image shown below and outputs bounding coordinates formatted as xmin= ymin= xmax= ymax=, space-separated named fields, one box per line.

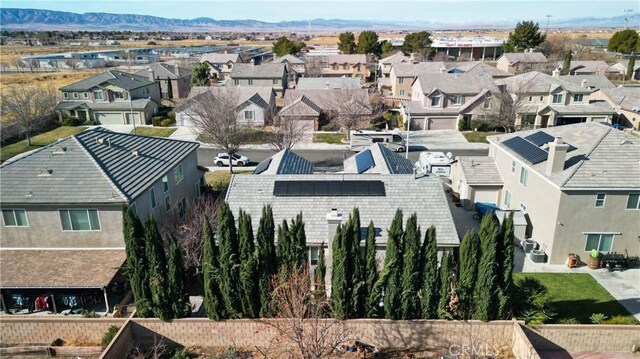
xmin=567 ymin=253 xmax=579 ymax=268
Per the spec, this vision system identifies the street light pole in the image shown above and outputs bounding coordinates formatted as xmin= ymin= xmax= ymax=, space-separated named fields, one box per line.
xmin=405 ymin=108 xmax=410 ymax=159
xmin=129 ymin=90 xmax=136 ymax=135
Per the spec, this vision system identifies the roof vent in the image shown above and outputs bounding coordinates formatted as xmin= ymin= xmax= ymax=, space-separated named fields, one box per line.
xmin=132 ymin=149 xmax=140 ymax=157
xmin=25 ymin=191 xmax=33 ymax=197
xmin=620 ymin=139 xmax=633 ymax=145
xmin=96 ymin=138 xmax=104 ymax=145
xmin=51 ymin=146 xmax=68 ymax=155
xmin=38 ymin=169 xmax=52 ymax=177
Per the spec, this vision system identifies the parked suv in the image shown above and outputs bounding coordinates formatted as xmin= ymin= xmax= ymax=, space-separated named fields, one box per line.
xmin=214 ymin=152 xmax=250 ymax=167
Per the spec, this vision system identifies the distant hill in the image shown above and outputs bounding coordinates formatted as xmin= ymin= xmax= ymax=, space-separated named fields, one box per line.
xmin=1 ymin=8 xmax=637 ymax=31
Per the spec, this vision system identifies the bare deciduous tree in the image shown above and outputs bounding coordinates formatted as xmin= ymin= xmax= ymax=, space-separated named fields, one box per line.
xmin=267 ymin=115 xmax=309 ymax=151
xmin=304 ymin=56 xmax=324 ymax=77
xmin=1 ymin=84 xmax=57 ymax=146
xmin=330 ymin=90 xmax=373 ymax=140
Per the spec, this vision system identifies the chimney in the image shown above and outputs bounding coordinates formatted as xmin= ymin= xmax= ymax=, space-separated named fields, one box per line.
xmin=325 ymin=209 xmax=343 ymax=294
xmin=326 ymin=81 xmax=331 ymax=89
xmin=224 ymin=50 xmax=228 ymax=54
xmin=173 ymin=65 xmax=180 ymax=77
xmin=273 ymin=52 xmax=277 ymax=61
xmin=552 ymin=68 xmax=560 ymax=78
xmin=409 ymin=53 xmax=415 ymax=62
xmin=581 ymin=79 xmax=587 ymax=88
xmin=546 ymin=137 xmax=570 ymax=175
xmin=147 ymin=68 xmax=154 ymax=81
xmin=250 ymin=58 xmax=255 ymax=66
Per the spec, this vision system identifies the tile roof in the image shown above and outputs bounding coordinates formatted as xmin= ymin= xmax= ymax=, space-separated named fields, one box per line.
xmin=456 ymin=62 xmax=512 ymax=78
xmin=134 ymin=62 xmax=191 ymax=79
xmin=496 ymin=71 xmax=588 ymax=94
xmin=610 ymin=60 xmax=640 ymax=73
xmin=415 ymin=72 xmax=500 ymax=95
xmin=56 ymin=98 xmax=154 ymax=112
xmin=392 ymin=62 xmax=447 ymax=77
xmin=0 ymin=250 xmax=126 ymax=288
xmin=200 ymin=53 xmax=241 ymax=64
xmin=175 ymin=86 xmax=274 ymax=112
xmin=559 ymin=75 xmax=615 ymax=90
xmin=379 ymin=52 xmax=410 ymax=65
xmin=297 ymin=77 xmax=362 ymax=89
xmin=230 ymin=63 xmax=286 ymax=79
xmin=254 ymin=149 xmax=314 ymax=175
xmin=499 ymin=52 xmax=548 ymax=64
xmin=560 ymin=60 xmax=614 ymax=74
xmin=59 ymin=70 xmax=156 ymax=91
xmin=343 ymin=143 xmax=413 ymax=174
xmin=274 ymin=54 xmax=305 ymax=64
xmin=280 ymin=89 xmax=371 ymax=116
xmin=225 ymin=174 xmax=459 ymax=246
xmin=488 ymin=122 xmax=640 ymax=188
xmin=597 ymin=87 xmax=640 ymax=111
xmin=326 ymin=54 xmax=367 ymax=64
xmin=457 ymin=156 xmax=503 ymax=185
xmin=0 ymin=127 xmax=199 ymax=204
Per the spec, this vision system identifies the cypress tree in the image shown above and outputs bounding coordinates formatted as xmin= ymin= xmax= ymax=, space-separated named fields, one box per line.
xmin=363 ymin=221 xmax=379 ymax=318
xmin=457 ymin=230 xmax=479 ymax=320
xmin=561 ymin=50 xmax=572 ymax=75
xmin=238 ymin=210 xmax=259 ymax=318
xmin=277 ymin=220 xmax=290 ymax=270
xmin=383 ymin=209 xmax=403 ymax=320
xmin=145 ymin=216 xmax=171 ymax=321
xmin=401 ymin=214 xmax=421 ymax=319
xmin=315 ymin=243 xmax=327 ymax=296
xmin=437 ymin=251 xmax=455 ymax=319
xmin=202 ymin=216 xmax=226 ymax=320
xmin=626 ymin=55 xmax=636 ymax=81
xmin=367 ymin=265 xmax=390 ymax=318
xmin=167 ymin=235 xmax=191 ymax=318
xmin=419 ymin=226 xmax=439 ymax=319
xmin=472 ymin=213 xmax=499 ymax=321
xmin=331 ymin=225 xmax=348 ymax=319
xmin=349 ymin=208 xmax=365 ymax=318
xmin=217 ymin=203 xmax=243 ymax=317
xmin=497 ymin=213 xmax=515 ymax=319
xmin=122 ymin=206 xmax=152 ymax=317
xmin=257 ymin=205 xmax=276 ymax=317
xmin=290 ymin=213 xmax=307 ymax=268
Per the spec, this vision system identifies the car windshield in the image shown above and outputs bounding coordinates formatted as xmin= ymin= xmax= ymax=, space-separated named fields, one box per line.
xmin=232 ymin=154 xmax=241 ymax=159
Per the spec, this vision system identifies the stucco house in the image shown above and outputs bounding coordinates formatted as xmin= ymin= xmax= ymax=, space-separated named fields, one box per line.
xmin=607 ymin=59 xmax=640 ymax=80
xmin=322 ymin=54 xmax=370 ymax=81
xmin=558 ymin=60 xmax=615 ymax=76
xmin=297 ymin=77 xmax=362 ymax=90
xmin=55 ymin=70 xmax=161 ymax=125
xmin=134 ymin=62 xmax=191 ymax=99
xmin=378 ymin=52 xmax=412 ymax=78
xmin=496 ymin=52 xmax=549 ymax=74
xmin=388 ymin=62 xmax=446 ymax=98
xmin=590 ymin=86 xmax=640 ymax=130
xmin=175 ymin=86 xmax=276 ymax=128
xmin=229 ymin=62 xmax=288 ymax=96
xmin=274 ymin=54 xmax=305 ymax=83
xmin=342 ymin=143 xmax=414 ymax=175
xmin=0 ymin=128 xmax=202 ymax=314
xmin=201 ymin=52 xmax=242 ymax=82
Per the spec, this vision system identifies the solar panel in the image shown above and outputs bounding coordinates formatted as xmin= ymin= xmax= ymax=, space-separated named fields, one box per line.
xmin=273 ymin=180 xmax=385 ymax=197
xmin=253 ymin=157 xmax=272 ymax=175
xmin=503 ymin=136 xmax=549 ymax=164
xmin=525 ymin=131 xmax=555 ymax=146
xmin=354 ymin=149 xmax=375 ymax=174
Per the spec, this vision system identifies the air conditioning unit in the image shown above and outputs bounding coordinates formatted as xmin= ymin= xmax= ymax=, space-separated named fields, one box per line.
xmin=522 ymin=239 xmax=536 ymax=253
xmin=528 ymin=249 xmax=547 ymax=263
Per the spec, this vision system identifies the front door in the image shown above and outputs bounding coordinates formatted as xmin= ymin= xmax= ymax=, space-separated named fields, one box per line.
xmin=541 ymin=115 xmax=549 ymax=128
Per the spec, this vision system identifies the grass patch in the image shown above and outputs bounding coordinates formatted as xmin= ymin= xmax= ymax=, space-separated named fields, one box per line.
xmin=1 ymin=126 xmax=86 ymax=162
xmin=197 ymin=129 xmax=269 ymax=144
xmin=462 ymin=131 xmax=499 ymax=144
xmin=513 ymin=273 xmax=636 ymax=324
xmin=313 ymin=132 xmax=345 ymax=144
xmin=204 ymin=170 xmax=252 ymax=191
xmin=132 ymin=127 xmax=177 ymax=138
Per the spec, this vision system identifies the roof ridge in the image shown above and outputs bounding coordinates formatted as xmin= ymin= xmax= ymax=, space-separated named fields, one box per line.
xmin=0 ymin=134 xmax=79 ymax=168
xmin=560 ymin=126 xmax=612 ymax=187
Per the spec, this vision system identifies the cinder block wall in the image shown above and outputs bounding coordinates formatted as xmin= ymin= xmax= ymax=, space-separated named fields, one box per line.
xmin=531 ymin=325 xmax=640 ymax=353
xmin=0 ymin=317 xmax=127 ymax=345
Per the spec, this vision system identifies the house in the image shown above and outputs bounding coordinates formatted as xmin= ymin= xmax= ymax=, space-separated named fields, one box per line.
xmin=55 ymin=70 xmax=161 ymax=125
xmin=497 ymin=70 xmax=615 ymax=128
xmin=558 ymin=60 xmax=614 ymax=76
xmin=399 ymin=72 xmax=500 ymax=130
xmin=279 ymin=88 xmax=371 ymax=132
xmin=450 ymin=156 xmax=504 ymax=210
xmin=0 ymin=128 xmax=202 ymax=313
xmin=447 ymin=62 xmax=512 ymax=79
xmin=175 ymin=86 xmax=276 ymax=128
xmin=378 ymin=52 xmax=411 ymax=78
xmin=274 ymin=54 xmax=306 ymax=83
xmin=389 ymin=62 xmax=446 ymax=98
xmin=483 ymin=122 xmax=640 ymax=264
xmin=496 ymin=52 xmax=549 ymax=74
xmin=229 ymin=62 xmax=288 ymax=96
xmin=296 ymin=77 xmax=362 ymax=90
xmin=342 ymin=143 xmax=414 ymax=174
xmin=201 ymin=52 xmax=242 ymax=82
xmin=135 ymin=62 xmax=191 ymax=99
xmin=559 ymin=75 xmax=615 ymax=91
xmin=590 ymin=87 xmax=640 ymax=129
xmin=322 ymin=54 xmax=370 ymax=81
xmin=608 ymin=59 xmax=640 ymax=80
xmin=254 ymin=149 xmax=314 ymax=175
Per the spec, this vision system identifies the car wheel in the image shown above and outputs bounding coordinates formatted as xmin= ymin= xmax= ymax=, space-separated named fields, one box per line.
xmin=238 ymin=161 xmax=245 ymax=167
xmin=397 ymin=147 xmax=405 ymax=153
xmin=216 ymin=161 xmax=223 ymax=167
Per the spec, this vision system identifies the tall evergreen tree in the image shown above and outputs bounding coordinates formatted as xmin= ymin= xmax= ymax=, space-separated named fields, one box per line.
xmin=504 ymin=21 xmax=546 ymax=52
xmin=457 ymin=230 xmax=479 ymax=320
xmin=357 ymin=30 xmax=381 ymax=56
xmin=349 ymin=208 xmax=364 ymax=318
xmin=340 ymin=215 xmax=355 ymax=317
xmin=331 ymin=225 xmax=348 ymax=319
xmin=626 ymin=55 xmax=636 ymax=81
xmin=202 ymin=216 xmax=226 ymax=320
xmin=277 ymin=220 xmax=290 ymax=270
xmin=383 ymin=209 xmax=403 ymax=320
xmin=122 ymin=206 xmax=152 ymax=317
xmin=401 ymin=214 xmax=421 ymax=319
xmin=238 ymin=210 xmax=259 ymax=318
xmin=419 ymin=226 xmax=439 ymax=319
xmin=472 ymin=214 xmax=499 ymax=321
xmin=367 ymin=265 xmax=390 ymax=318
xmin=497 ymin=213 xmax=515 ymax=319
xmin=338 ymin=31 xmax=357 ymax=54
xmin=561 ymin=50 xmax=572 ymax=75
xmin=364 ymin=221 xmax=379 ymax=318
xmin=190 ymin=62 xmax=210 ymax=86
xmin=315 ymin=243 xmax=327 ymax=296
xmin=167 ymin=235 xmax=191 ymax=318
xmin=217 ymin=203 xmax=243 ymax=317
xmin=437 ymin=251 xmax=455 ymax=319
xmin=256 ymin=205 xmax=277 ymax=317
xmin=289 ymin=213 xmax=307 ymax=268
xmin=145 ymin=216 xmax=171 ymax=321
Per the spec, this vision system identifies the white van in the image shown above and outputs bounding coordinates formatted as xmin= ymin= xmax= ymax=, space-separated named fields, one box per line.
xmin=415 ymin=151 xmax=452 ymax=177
xmin=349 ymin=130 xmax=406 ymax=152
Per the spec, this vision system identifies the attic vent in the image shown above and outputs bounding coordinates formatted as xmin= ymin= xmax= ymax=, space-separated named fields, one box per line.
xmin=96 ymin=138 xmax=104 ymax=145
xmin=620 ymin=139 xmax=633 ymax=145
xmin=51 ymin=146 xmax=67 ymax=155
xmin=38 ymin=169 xmax=52 ymax=177
xmin=132 ymin=150 xmax=140 ymax=157
xmin=25 ymin=191 xmax=33 ymax=197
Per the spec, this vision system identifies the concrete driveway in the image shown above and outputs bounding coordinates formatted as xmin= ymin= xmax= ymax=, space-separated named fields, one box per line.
xmin=408 ymin=130 xmax=489 ymax=151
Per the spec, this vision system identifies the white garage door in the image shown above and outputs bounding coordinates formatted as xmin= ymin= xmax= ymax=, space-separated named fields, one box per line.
xmin=472 ymin=187 xmax=498 ymax=205
xmin=96 ymin=112 xmax=123 ymax=125
xmin=428 ymin=117 xmax=457 ymax=130
xmin=125 ymin=112 xmax=141 ymax=125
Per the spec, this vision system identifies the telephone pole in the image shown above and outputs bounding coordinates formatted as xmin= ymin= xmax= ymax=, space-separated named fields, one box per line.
xmin=623 ymin=9 xmax=633 ymax=28
xmin=545 ymin=15 xmax=552 ymax=33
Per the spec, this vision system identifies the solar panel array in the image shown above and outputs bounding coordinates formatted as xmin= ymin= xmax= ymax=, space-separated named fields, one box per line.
xmin=525 ymin=131 xmax=577 ymax=152
xmin=355 ymin=149 xmax=375 ymax=174
xmin=253 ymin=157 xmax=272 ymax=175
xmin=273 ymin=180 xmax=385 ymax=197
xmin=502 ymin=136 xmax=549 ymax=164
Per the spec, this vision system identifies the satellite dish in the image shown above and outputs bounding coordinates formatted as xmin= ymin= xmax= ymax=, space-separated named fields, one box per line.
xmin=446 ymin=152 xmax=453 ymax=159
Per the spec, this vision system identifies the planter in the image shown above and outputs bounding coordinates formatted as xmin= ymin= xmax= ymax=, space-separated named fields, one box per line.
xmin=522 ymin=239 xmax=536 ymax=253
xmin=528 ymin=250 xmax=547 ymax=263
xmin=588 ymin=255 xmax=601 ymax=269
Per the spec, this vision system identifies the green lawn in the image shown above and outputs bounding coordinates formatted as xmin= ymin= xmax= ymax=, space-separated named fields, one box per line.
xmin=131 ymin=127 xmax=177 ymax=138
xmin=204 ymin=170 xmax=252 ymax=191
xmin=462 ymin=131 xmax=498 ymax=144
xmin=313 ymin=132 xmax=346 ymax=144
xmin=1 ymin=126 xmax=86 ymax=162
xmin=514 ymin=273 xmax=636 ymax=324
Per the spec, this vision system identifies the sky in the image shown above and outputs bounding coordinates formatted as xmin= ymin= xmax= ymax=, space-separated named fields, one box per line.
xmin=2 ymin=0 xmax=639 ymax=23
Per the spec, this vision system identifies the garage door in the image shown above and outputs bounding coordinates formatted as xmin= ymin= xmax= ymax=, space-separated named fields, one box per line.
xmin=96 ymin=112 xmax=123 ymax=125
xmin=428 ymin=117 xmax=457 ymax=130
xmin=125 ymin=112 xmax=141 ymax=125
xmin=472 ymin=187 xmax=498 ymax=205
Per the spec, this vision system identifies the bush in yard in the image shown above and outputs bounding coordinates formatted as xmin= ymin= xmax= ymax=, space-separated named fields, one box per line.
xmin=458 ymin=117 xmax=467 ymax=131
xmin=604 ymin=315 xmax=638 ymax=325
xmin=320 ymin=124 xmax=335 ymax=131
xmin=558 ymin=317 xmax=580 ymax=324
xmin=62 ymin=117 xmax=81 ymax=126
xmin=512 ymin=276 xmax=554 ymax=325
xmin=589 ymin=313 xmax=608 ymax=324
xmin=167 ymin=110 xmax=176 ymax=120
xmin=161 ymin=118 xmax=175 ymax=127
xmin=101 ymin=325 xmax=120 ymax=348
xmin=151 ymin=116 xmax=165 ymax=127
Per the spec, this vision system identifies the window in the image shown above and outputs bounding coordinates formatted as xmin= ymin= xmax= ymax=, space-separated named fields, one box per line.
xmin=309 ymin=246 xmax=320 ymax=266
xmin=162 ymin=175 xmax=169 ymax=193
xmin=528 ymin=96 xmax=533 ymax=101
xmin=451 ymin=95 xmax=463 ymax=105
xmin=73 ymin=92 xmax=79 ymax=99
xmin=519 ymin=167 xmax=528 ymax=187
xmin=504 ymin=190 xmax=512 ymax=208
xmin=69 ymin=110 xmax=77 ymax=117
xmin=626 ymin=193 xmax=640 ymax=210
xmin=372 ymin=138 xmax=384 ymax=143
xmin=519 ymin=202 xmax=527 ymax=212
xmin=273 ymin=79 xmax=279 ymax=85
xmin=83 ymin=92 xmax=89 ymax=99
xmin=195 ymin=180 xmax=201 ymax=199
xmin=114 ymin=91 xmax=125 ymax=100
xmin=483 ymin=98 xmax=491 ymax=109
xmin=552 ymin=94 xmax=563 ymax=104
xmin=149 ymin=188 xmax=157 ymax=209
xmin=539 ymin=96 xmax=544 ymax=102
xmin=234 ymin=79 xmax=240 ymax=85
xmin=511 ymin=160 xmax=516 ymax=173
xmin=573 ymin=94 xmax=584 ymax=103
xmin=398 ymin=78 xmax=404 ymax=84
xmin=244 ymin=110 xmax=254 ymax=120
xmin=164 ymin=196 xmax=171 ymax=212
xmin=399 ymin=89 xmax=405 ymax=96
xmin=2 ymin=209 xmax=28 ymax=227
xmin=248 ymin=79 xmax=254 ymax=85
xmin=430 ymin=96 xmax=441 ymax=107
xmin=178 ymin=198 xmax=187 ymax=219
xmin=174 ymin=164 xmax=184 ymax=184
xmin=63 ymin=92 xmax=69 ymax=99
xmin=94 ymin=91 xmax=103 ymax=100
xmin=59 ymin=209 xmax=101 ymax=231
xmin=594 ymin=193 xmax=606 ymax=208
xmin=585 ymin=233 xmax=614 ymax=252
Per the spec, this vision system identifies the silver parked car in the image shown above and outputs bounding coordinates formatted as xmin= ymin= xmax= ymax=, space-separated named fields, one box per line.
xmin=214 ymin=152 xmax=250 ymax=167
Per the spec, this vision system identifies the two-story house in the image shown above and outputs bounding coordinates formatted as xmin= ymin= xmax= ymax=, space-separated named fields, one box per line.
xmin=608 ymin=59 xmax=640 ymax=80
xmin=322 ymin=54 xmax=370 ymax=81
xmin=590 ymin=86 xmax=640 ymax=130
xmin=485 ymin=123 xmax=640 ymax=264
xmin=55 ymin=70 xmax=161 ymax=125
xmin=134 ymin=62 xmax=191 ymax=99
xmin=495 ymin=52 xmax=549 ymax=74
xmin=229 ymin=62 xmax=288 ymax=96
xmin=274 ymin=54 xmax=306 ymax=83
xmin=296 ymin=77 xmax=362 ymax=90
xmin=399 ymin=72 xmax=500 ymax=130
xmin=378 ymin=52 xmax=411 ymax=78
xmin=389 ymin=62 xmax=447 ymax=98
xmin=497 ymin=70 xmax=615 ymax=129
xmin=0 ymin=128 xmax=202 ymax=314
xmin=558 ymin=60 xmax=615 ymax=76
xmin=201 ymin=52 xmax=243 ymax=82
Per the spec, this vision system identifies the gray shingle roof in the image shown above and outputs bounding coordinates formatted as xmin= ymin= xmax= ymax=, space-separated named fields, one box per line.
xmin=457 ymin=156 xmax=503 ymax=185
xmin=225 ymin=174 xmax=459 ymax=246
xmin=496 ymin=71 xmax=589 ymax=94
xmin=559 ymin=75 xmax=615 ymax=90
xmin=254 ymin=149 xmax=314 ymax=175
xmin=560 ymin=60 xmax=613 ymax=74
xmin=200 ymin=53 xmax=241 ymax=64
xmin=56 ymin=98 xmax=153 ymax=112
xmin=134 ymin=62 xmax=191 ymax=79
xmin=0 ymin=128 xmax=199 ymax=204
xmin=281 ymin=89 xmax=371 ymax=116
xmin=343 ymin=143 xmax=413 ymax=174
xmin=59 ymin=70 xmax=156 ymax=91
xmin=598 ymin=87 xmax=640 ymax=111
xmin=274 ymin=54 xmax=305 ymax=64
xmin=379 ymin=52 xmax=410 ymax=65
xmin=457 ymin=62 xmax=511 ymax=78
xmin=392 ymin=62 xmax=447 ymax=77
xmin=327 ymin=54 xmax=367 ymax=64
xmin=297 ymin=77 xmax=362 ymax=89
xmin=415 ymin=72 xmax=500 ymax=95
xmin=175 ymin=86 xmax=274 ymax=113
xmin=230 ymin=63 xmax=286 ymax=79
xmin=499 ymin=52 xmax=548 ymax=64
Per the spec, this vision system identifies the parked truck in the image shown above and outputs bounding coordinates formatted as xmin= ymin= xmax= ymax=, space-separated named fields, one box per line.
xmin=349 ymin=130 xmax=406 ymax=152
xmin=414 ymin=151 xmax=452 ymax=177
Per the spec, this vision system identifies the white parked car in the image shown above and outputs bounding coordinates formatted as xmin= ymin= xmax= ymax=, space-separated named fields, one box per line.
xmin=214 ymin=152 xmax=250 ymax=167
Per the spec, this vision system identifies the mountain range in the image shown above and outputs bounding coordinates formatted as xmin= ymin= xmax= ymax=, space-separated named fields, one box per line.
xmin=1 ymin=8 xmax=637 ymax=31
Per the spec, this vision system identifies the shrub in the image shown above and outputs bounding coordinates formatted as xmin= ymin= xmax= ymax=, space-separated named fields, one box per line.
xmin=458 ymin=117 xmax=467 ymax=131
xmin=62 ymin=117 xmax=81 ymax=127
xmin=151 ymin=116 xmax=166 ymax=127
xmin=512 ymin=277 xmax=554 ymax=325
xmin=101 ymin=325 xmax=120 ymax=348
xmin=470 ymin=119 xmax=502 ymax=132
xmin=604 ymin=315 xmax=637 ymax=325
xmin=320 ymin=124 xmax=335 ymax=131
xmin=557 ymin=317 xmax=580 ymax=324
xmin=81 ymin=309 xmax=100 ymax=318
xmin=167 ymin=110 xmax=176 ymax=120
xmin=83 ymin=119 xmax=98 ymax=126
xmin=590 ymin=313 xmax=608 ymax=324
xmin=169 ymin=347 xmax=192 ymax=359
xmin=147 ymin=41 xmax=157 ymax=45
xmin=161 ymin=118 xmax=175 ymax=127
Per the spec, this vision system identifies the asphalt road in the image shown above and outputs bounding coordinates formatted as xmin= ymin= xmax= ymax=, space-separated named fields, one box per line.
xmin=198 ymin=147 xmax=489 ymax=169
